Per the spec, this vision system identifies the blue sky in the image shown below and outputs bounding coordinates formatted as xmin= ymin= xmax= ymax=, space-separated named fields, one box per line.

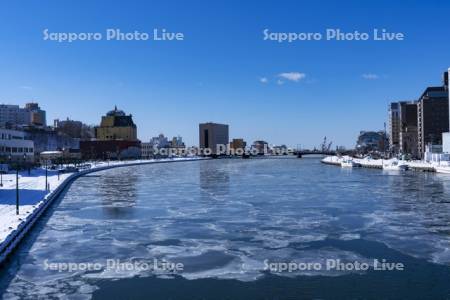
xmin=0 ymin=0 xmax=449 ymax=148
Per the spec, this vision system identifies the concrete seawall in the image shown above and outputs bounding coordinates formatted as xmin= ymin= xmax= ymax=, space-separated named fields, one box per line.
xmin=0 ymin=158 xmax=207 ymax=266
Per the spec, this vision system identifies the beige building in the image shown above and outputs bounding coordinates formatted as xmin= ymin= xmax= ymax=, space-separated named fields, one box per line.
xmin=230 ymin=138 xmax=246 ymax=151
xmin=96 ymin=106 xmax=137 ymax=141
xmin=141 ymin=142 xmax=153 ymax=159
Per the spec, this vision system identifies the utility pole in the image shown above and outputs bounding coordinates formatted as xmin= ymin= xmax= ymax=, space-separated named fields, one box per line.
xmin=16 ymin=165 xmax=19 ymax=215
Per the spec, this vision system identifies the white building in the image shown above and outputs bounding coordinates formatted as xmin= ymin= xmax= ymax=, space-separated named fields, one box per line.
xmin=150 ymin=134 xmax=170 ymax=148
xmin=141 ymin=134 xmax=170 ymax=158
xmin=443 ymin=132 xmax=450 ymax=153
xmin=0 ymin=103 xmax=46 ymax=127
xmin=141 ymin=142 xmax=153 ymax=159
xmin=442 ymin=68 xmax=450 ymax=155
xmin=0 ymin=105 xmax=29 ymax=125
xmin=0 ymin=129 xmax=34 ymax=162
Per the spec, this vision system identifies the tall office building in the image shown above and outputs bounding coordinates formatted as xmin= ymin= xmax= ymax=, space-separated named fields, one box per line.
xmin=417 ymin=74 xmax=449 ymax=158
xmin=199 ymin=122 xmax=229 ymax=155
xmin=399 ymin=101 xmax=418 ymax=157
xmin=388 ymin=102 xmax=401 ymax=153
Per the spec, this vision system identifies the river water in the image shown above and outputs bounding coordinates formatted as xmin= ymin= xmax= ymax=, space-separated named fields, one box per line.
xmin=1 ymin=158 xmax=450 ymax=299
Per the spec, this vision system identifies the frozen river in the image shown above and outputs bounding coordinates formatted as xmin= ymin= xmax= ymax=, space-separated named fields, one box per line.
xmin=1 ymin=158 xmax=450 ymax=299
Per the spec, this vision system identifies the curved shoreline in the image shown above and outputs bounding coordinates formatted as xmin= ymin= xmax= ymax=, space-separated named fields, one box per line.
xmin=0 ymin=157 xmax=208 ymax=266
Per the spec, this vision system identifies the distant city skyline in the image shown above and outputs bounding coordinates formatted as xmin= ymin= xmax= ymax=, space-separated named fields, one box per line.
xmin=1 ymin=0 xmax=450 ymax=148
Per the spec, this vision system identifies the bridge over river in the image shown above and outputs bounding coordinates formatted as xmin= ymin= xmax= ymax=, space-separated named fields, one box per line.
xmin=293 ymin=150 xmax=336 ymax=158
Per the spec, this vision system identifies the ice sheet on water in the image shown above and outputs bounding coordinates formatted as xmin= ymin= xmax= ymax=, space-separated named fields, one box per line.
xmin=339 ymin=233 xmax=361 ymax=240
xmin=4 ymin=159 xmax=450 ymax=299
xmin=5 ymin=277 xmax=98 ymax=300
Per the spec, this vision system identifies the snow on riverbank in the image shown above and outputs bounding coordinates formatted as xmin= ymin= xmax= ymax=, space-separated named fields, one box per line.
xmin=322 ymin=155 xmax=438 ymax=171
xmin=0 ymin=157 xmax=205 ymax=248
xmin=0 ymin=169 xmax=72 ymax=244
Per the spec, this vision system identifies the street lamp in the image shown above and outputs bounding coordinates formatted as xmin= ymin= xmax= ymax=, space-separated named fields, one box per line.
xmin=9 ymin=154 xmax=20 ymax=215
xmin=45 ymin=158 xmax=48 ymax=191
xmin=0 ymin=156 xmax=4 ymax=187
xmin=23 ymin=153 xmax=27 ymax=175
xmin=0 ymin=159 xmax=3 ymax=187
xmin=25 ymin=152 xmax=30 ymax=175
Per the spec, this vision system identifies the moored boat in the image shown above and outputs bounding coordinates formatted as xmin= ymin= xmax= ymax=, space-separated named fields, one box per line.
xmin=383 ymin=160 xmax=409 ymax=171
xmin=435 ymin=161 xmax=450 ymax=174
xmin=341 ymin=159 xmax=360 ymax=168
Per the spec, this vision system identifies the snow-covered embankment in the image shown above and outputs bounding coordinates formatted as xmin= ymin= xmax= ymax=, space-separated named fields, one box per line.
xmin=0 ymin=157 xmax=206 ymax=264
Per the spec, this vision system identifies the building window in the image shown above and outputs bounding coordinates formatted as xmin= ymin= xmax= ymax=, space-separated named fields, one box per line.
xmin=204 ymin=129 xmax=209 ymax=148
